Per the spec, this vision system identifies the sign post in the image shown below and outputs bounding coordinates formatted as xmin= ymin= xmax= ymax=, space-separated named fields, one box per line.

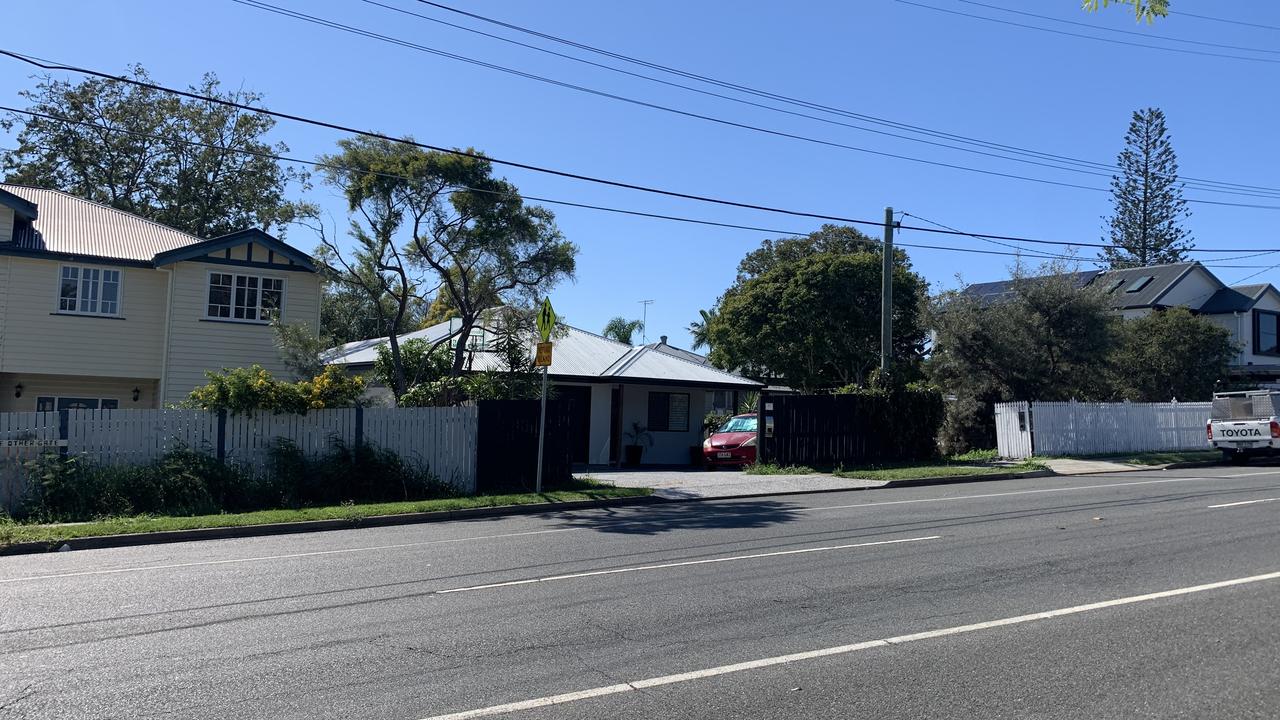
xmin=534 ymin=299 xmax=557 ymax=493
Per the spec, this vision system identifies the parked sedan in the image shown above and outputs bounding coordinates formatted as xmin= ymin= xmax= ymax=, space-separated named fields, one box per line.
xmin=702 ymin=414 xmax=758 ymax=467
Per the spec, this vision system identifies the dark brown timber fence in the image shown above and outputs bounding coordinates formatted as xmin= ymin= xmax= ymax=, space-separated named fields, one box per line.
xmin=475 ymin=399 xmax=573 ymax=493
xmin=763 ymin=392 xmax=943 ymax=468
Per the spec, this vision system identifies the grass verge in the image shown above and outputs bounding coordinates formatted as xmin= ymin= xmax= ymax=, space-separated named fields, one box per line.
xmin=744 ymin=463 xmax=818 ymax=476
xmin=834 ymin=459 xmax=1046 ymax=482
xmin=0 ymin=480 xmax=650 ymax=548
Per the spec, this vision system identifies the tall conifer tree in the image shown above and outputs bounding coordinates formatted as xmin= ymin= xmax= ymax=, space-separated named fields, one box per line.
xmin=1103 ymin=107 xmax=1193 ymax=268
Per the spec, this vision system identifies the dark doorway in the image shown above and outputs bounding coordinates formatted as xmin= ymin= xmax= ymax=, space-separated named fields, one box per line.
xmin=609 ymin=386 xmax=622 ymax=464
xmin=557 ymin=384 xmax=593 ymax=464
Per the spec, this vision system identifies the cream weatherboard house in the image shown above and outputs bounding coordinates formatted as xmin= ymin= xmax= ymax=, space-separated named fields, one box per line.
xmin=0 ymin=184 xmax=321 ymax=411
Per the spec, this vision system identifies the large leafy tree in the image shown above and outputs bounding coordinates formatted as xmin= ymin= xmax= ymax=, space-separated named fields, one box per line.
xmin=1103 ymin=107 xmax=1194 ymax=268
xmin=602 ymin=317 xmax=644 ymax=345
xmin=1082 ymin=0 xmax=1168 ymax=22
xmin=929 ymin=262 xmax=1118 ymax=451
xmin=1 ymin=66 xmax=307 ymax=238
xmin=707 ymin=225 xmax=927 ymax=391
xmin=1109 ymin=307 xmax=1235 ymax=401
xmin=316 ymin=137 xmax=575 ymax=402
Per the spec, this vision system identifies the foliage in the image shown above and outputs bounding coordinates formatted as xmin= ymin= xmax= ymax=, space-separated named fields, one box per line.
xmin=1 ymin=66 xmax=308 ymax=238
xmin=703 ymin=411 xmax=732 ymax=435
xmin=948 ymin=448 xmax=999 ymax=463
xmin=1104 ymin=108 xmax=1193 ymax=268
xmin=1109 ymin=307 xmax=1236 ymax=401
xmin=312 ymin=137 xmax=575 ymax=399
xmin=602 ymin=316 xmax=645 ymax=345
xmin=267 ymin=438 xmax=456 ymax=508
xmin=743 ymin=464 xmax=816 ymax=476
xmin=688 ymin=308 xmax=716 ymax=351
xmin=624 ymin=422 xmax=653 ymax=448
xmin=374 ymin=338 xmax=453 ymax=398
xmin=828 ymin=384 xmax=946 ymax=462
xmin=464 ymin=308 xmax=543 ymax=401
xmin=928 ymin=261 xmax=1117 ymax=452
xmin=707 ymin=225 xmax=928 ymax=391
xmin=318 ymin=270 xmax=429 ymax=345
xmin=272 ymin=320 xmax=332 ymax=380
xmin=1081 ymin=0 xmax=1168 ymax=23
xmin=186 ymin=365 xmax=365 ymax=414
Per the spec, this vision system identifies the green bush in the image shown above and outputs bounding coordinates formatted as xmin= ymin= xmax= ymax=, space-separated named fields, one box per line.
xmin=186 ymin=364 xmax=365 ymax=414
xmin=19 ymin=441 xmax=457 ymax=522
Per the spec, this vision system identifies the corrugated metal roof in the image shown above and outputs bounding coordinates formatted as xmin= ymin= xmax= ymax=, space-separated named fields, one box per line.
xmin=0 ymin=184 xmax=203 ymax=261
xmin=327 ymin=320 xmax=762 ymax=388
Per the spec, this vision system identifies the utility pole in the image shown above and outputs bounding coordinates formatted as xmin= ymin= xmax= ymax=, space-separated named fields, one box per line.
xmin=880 ymin=206 xmax=895 ymax=373
xmin=638 ymin=299 xmax=655 ymax=343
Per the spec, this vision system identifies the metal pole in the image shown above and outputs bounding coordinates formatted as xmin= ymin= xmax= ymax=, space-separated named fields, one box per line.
xmin=880 ymin=206 xmax=895 ymax=373
xmin=535 ymin=366 xmax=548 ymax=493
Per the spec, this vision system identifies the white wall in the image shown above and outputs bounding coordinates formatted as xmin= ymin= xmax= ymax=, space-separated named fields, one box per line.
xmin=0 ymin=207 xmax=13 ymax=243
xmin=1159 ymin=266 xmax=1221 ymax=308
xmin=620 ymin=383 xmax=707 ymax=465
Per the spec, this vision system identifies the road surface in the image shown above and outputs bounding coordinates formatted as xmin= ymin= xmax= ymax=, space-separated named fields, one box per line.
xmin=2 ymin=465 xmax=1278 ymax=719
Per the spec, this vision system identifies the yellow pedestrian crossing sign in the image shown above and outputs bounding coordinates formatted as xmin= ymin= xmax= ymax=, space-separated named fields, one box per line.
xmin=536 ymin=298 xmax=557 ymax=343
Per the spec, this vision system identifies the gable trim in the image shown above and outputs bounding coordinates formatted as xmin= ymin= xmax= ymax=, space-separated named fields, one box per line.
xmin=152 ymin=228 xmax=316 ymax=271
xmin=0 ymin=188 xmax=38 ymax=221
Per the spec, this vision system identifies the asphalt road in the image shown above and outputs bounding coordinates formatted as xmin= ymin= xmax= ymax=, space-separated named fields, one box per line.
xmin=2 ymin=465 xmax=1279 ymax=719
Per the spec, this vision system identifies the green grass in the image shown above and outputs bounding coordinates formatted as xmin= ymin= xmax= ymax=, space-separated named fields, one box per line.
xmin=947 ymin=448 xmax=999 ymax=463
xmin=0 ymin=480 xmax=650 ymax=549
xmin=743 ymin=463 xmax=818 ymax=476
xmin=834 ymin=459 xmax=1046 ymax=482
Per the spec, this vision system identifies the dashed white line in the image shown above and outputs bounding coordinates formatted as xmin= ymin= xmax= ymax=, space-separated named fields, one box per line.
xmin=418 ymin=569 xmax=1280 ymax=719
xmin=1208 ymin=497 xmax=1279 ymax=509
xmin=434 ymin=535 xmax=939 ymax=594
xmin=0 ymin=528 xmax=580 ymax=583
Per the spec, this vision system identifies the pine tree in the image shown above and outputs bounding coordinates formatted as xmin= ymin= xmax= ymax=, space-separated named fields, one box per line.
xmin=1103 ymin=108 xmax=1193 ymax=268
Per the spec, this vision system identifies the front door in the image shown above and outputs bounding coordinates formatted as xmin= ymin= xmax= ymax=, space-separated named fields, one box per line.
xmin=556 ymin=385 xmax=593 ymax=465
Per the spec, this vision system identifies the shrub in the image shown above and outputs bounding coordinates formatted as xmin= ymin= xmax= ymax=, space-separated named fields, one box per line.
xmin=267 ymin=438 xmax=457 ymax=508
xmin=187 ymin=364 xmax=365 ymax=414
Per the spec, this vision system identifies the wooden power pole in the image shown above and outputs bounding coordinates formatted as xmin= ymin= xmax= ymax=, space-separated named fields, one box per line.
xmin=880 ymin=206 xmax=894 ymax=373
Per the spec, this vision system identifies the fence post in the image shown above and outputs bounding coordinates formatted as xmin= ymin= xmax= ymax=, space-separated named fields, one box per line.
xmin=756 ymin=391 xmax=769 ymax=465
xmin=354 ymin=405 xmax=364 ymax=452
xmin=58 ymin=409 xmax=69 ymax=458
xmin=216 ymin=409 xmax=227 ymax=461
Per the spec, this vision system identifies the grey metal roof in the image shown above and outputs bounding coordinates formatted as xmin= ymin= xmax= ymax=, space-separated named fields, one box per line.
xmin=1200 ymin=284 xmax=1273 ymax=314
xmin=645 ymin=341 xmax=713 ymax=367
xmin=327 ymin=320 xmax=762 ymax=389
xmin=1 ymin=184 xmax=203 ymax=261
xmin=963 ymin=262 xmax=1214 ymax=311
xmin=963 ymin=270 xmax=1102 ymax=304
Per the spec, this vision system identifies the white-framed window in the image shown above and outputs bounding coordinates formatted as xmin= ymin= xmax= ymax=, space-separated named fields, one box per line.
xmin=58 ymin=265 xmax=122 ymax=316
xmin=207 ymin=271 xmax=284 ymax=322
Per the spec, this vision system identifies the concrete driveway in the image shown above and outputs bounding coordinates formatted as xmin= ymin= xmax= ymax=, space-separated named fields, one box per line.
xmin=584 ymin=467 xmax=885 ymax=499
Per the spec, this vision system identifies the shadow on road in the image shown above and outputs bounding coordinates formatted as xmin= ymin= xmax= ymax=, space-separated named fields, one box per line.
xmin=552 ymin=500 xmax=803 ymax=535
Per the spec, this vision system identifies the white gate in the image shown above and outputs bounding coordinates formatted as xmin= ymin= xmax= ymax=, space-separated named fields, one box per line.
xmin=994 ymin=402 xmax=1033 ymax=459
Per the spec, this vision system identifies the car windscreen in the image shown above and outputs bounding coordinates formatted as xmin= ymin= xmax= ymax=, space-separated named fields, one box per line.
xmin=717 ymin=417 xmax=757 ymax=433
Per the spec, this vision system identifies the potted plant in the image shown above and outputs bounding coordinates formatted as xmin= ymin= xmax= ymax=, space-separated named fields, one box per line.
xmin=623 ymin=422 xmax=652 ymax=467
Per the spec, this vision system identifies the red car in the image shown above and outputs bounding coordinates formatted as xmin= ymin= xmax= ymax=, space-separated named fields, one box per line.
xmin=702 ymin=414 xmax=758 ymax=467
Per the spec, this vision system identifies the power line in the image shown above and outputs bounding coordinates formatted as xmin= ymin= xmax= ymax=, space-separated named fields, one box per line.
xmin=1171 ymin=10 xmax=1280 ymax=33
xmin=955 ymin=0 xmax=1280 ymax=56
xmin=896 ymin=0 xmax=1280 ymax=66
xmin=4 ymin=50 xmax=1280 ymax=256
xmin=408 ymin=0 xmax=1280 ymax=197
xmin=396 ymin=0 xmax=1280 ymax=198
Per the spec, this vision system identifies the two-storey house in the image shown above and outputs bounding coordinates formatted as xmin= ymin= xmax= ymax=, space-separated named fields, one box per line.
xmin=0 ymin=184 xmax=321 ymax=411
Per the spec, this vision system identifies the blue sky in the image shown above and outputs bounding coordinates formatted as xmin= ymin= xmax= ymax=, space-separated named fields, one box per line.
xmin=3 ymin=1 xmax=1280 ymax=347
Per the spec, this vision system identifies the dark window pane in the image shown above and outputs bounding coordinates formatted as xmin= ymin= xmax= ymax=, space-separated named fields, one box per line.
xmin=647 ymin=392 xmax=670 ymax=432
xmin=36 ymin=396 xmax=55 ymax=412
xmin=668 ymin=393 xmax=690 ymax=432
xmin=101 ymin=399 xmax=119 ymax=410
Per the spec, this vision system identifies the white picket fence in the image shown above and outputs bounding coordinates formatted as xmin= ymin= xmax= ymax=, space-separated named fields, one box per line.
xmin=0 ymin=407 xmax=479 ymax=512
xmin=995 ymin=400 xmax=1212 ymax=459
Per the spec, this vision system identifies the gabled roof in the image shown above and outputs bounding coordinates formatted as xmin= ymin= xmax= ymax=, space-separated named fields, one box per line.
xmin=326 ymin=319 xmax=762 ymax=389
xmin=0 ymin=187 xmax=38 ymax=220
xmin=0 ymin=184 xmax=313 ymax=270
xmin=1200 ymin=284 xmax=1277 ymax=314
xmin=963 ymin=261 xmax=1223 ymax=311
xmin=962 ymin=270 xmax=1102 ymax=304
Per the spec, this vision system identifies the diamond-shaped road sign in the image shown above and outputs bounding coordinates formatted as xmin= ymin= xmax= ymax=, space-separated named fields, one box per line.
xmin=536 ymin=298 xmax=557 ymax=343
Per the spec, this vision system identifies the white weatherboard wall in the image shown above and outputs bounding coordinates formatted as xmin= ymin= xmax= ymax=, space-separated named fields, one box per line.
xmin=620 ymin=383 xmax=707 ymax=465
xmin=995 ymin=401 xmax=1213 ymax=459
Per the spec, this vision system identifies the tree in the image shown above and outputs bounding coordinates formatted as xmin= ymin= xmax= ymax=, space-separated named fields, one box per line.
xmin=1103 ymin=108 xmax=1194 ymax=268
xmin=928 ymin=261 xmax=1118 ymax=451
xmin=1 ymin=66 xmax=308 ymax=238
xmin=707 ymin=225 xmax=928 ymax=391
xmin=314 ymin=137 xmax=575 ymax=402
xmin=688 ymin=309 xmax=716 ymax=351
xmin=1082 ymin=0 xmax=1168 ymax=23
xmin=320 ymin=276 xmax=429 ymax=346
xmin=602 ymin=317 xmax=644 ymax=345
xmin=1109 ymin=307 xmax=1236 ymax=401
xmin=272 ymin=320 xmax=333 ymax=380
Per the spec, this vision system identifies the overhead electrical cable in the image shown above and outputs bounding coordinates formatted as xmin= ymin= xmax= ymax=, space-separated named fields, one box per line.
xmin=405 ymin=0 xmax=1280 ymax=197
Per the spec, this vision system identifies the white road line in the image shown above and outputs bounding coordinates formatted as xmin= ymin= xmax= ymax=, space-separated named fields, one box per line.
xmin=434 ymin=535 xmax=939 ymax=595
xmin=0 ymin=528 xmax=580 ymax=583
xmin=802 ymin=472 xmax=1280 ymax=513
xmin=419 ymin=569 xmax=1280 ymax=720
xmin=1208 ymin=497 xmax=1279 ymax=509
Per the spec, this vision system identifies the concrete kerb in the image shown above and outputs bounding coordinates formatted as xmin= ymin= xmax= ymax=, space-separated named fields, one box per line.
xmin=0 ymin=467 xmax=1075 ymax=556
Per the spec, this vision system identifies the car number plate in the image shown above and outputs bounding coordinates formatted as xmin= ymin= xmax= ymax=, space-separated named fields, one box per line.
xmin=717 ymin=451 xmax=733 ymax=459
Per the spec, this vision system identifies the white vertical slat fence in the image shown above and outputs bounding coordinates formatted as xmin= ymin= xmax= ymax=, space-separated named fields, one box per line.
xmin=995 ymin=400 xmax=1213 ymax=458
xmin=363 ymin=406 xmax=478 ymax=493
xmin=0 ymin=412 xmax=61 ymax=514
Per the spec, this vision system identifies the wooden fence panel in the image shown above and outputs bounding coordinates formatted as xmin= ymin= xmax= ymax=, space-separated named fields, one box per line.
xmin=363 ymin=406 xmax=478 ymax=493
xmin=67 ymin=409 xmax=219 ymax=465
xmin=0 ymin=412 xmax=60 ymax=514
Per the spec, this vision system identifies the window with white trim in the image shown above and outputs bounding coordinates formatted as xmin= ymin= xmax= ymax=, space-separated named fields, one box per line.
xmin=207 ymin=272 xmax=284 ymax=322
xmin=58 ymin=265 xmax=121 ymax=315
